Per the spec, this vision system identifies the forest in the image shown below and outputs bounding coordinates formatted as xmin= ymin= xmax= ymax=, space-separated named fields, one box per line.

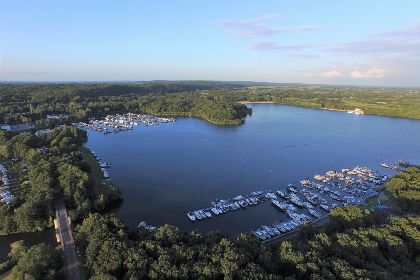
xmin=0 ymin=126 xmax=121 ymax=234
xmin=0 ymin=144 xmax=418 ymax=280
xmin=386 ymin=166 xmax=420 ymax=213
xmin=1 ymin=82 xmax=420 ymax=128
xmin=210 ymin=86 xmax=420 ymax=120
xmin=73 ymin=200 xmax=420 ymax=279
xmin=68 ymin=162 xmax=420 ymax=280
xmin=0 ymin=82 xmax=419 ymax=279
xmin=0 ymin=82 xmax=253 ymax=126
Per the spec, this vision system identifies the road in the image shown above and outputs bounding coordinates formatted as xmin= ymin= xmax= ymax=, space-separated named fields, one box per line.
xmin=55 ymin=200 xmax=81 ymax=280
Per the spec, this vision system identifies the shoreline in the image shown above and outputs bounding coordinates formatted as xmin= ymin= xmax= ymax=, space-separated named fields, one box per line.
xmin=321 ymin=107 xmax=349 ymax=112
xmin=240 ymin=102 xmax=373 ymax=117
xmin=239 ymin=101 xmax=274 ymax=104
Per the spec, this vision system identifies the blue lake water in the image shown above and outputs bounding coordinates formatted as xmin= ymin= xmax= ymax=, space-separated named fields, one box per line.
xmin=86 ymin=104 xmax=420 ymax=234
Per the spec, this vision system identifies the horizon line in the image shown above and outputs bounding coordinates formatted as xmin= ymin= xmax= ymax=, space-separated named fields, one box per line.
xmin=0 ymin=80 xmax=419 ymax=89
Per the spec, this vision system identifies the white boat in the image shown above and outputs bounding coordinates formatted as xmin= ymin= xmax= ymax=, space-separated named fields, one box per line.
xmin=259 ymin=229 xmax=270 ymax=239
xmin=253 ymin=230 xmax=266 ymax=240
xmin=278 ymin=225 xmax=286 ymax=233
xmin=265 ymin=192 xmax=277 ymax=200
xmin=290 ymin=222 xmax=298 ymax=229
xmin=262 ymin=226 xmax=275 ymax=237
xmin=380 ymin=163 xmax=391 ymax=169
xmin=187 ymin=212 xmax=196 ymax=221
xmin=204 ymin=210 xmax=212 ymax=218
xmin=238 ymin=200 xmax=248 ymax=208
xmin=210 ymin=207 xmax=219 ymax=215
xmin=320 ymin=204 xmax=329 ymax=211
xmin=194 ymin=211 xmax=202 ymax=220
xmin=272 ymin=200 xmax=288 ymax=211
xmin=272 ymin=227 xmax=280 ymax=235
xmin=138 ymin=221 xmax=157 ymax=231
xmin=309 ymin=209 xmax=321 ymax=218
xmin=199 ymin=210 xmax=207 ymax=218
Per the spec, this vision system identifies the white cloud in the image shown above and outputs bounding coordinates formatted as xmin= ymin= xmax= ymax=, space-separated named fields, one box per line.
xmin=323 ymin=70 xmax=341 ymax=77
xmin=213 ymin=15 xmax=320 ymax=39
xmin=350 ymin=68 xmax=387 ymax=78
xmin=250 ymin=41 xmax=309 ymax=51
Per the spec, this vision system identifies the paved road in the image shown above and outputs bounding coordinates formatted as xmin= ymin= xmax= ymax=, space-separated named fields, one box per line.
xmin=55 ymin=200 xmax=81 ymax=280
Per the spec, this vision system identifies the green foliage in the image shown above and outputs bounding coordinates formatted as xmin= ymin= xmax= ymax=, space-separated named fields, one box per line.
xmin=79 ymin=146 xmax=122 ymax=213
xmin=8 ymin=240 xmax=27 ymax=261
xmin=386 ymin=166 xmax=420 ymax=212
xmin=1 ymin=83 xmax=420 ymax=279
xmin=0 ymin=83 xmax=253 ymax=126
xmin=327 ymin=206 xmax=372 ymax=232
xmin=1 ymin=83 xmax=420 ymax=125
xmin=75 ymin=214 xmax=279 ymax=280
xmin=0 ymin=125 xmax=118 ymax=234
xmin=278 ymin=216 xmax=420 ymax=280
xmin=74 ymin=206 xmax=420 ymax=280
xmin=0 ymin=241 xmax=26 ymax=274
xmin=10 ymin=243 xmax=62 ymax=280
xmin=238 ymin=87 xmax=420 ymax=120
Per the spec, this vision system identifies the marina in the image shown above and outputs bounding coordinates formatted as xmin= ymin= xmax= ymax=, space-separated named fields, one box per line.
xmin=73 ymin=113 xmax=174 ymax=134
xmin=85 ymin=146 xmax=111 ymax=179
xmin=84 ymin=104 xmax=420 ymax=235
xmin=184 ymin=165 xmax=387 ymax=241
xmin=252 ymin=166 xmax=386 ymax=242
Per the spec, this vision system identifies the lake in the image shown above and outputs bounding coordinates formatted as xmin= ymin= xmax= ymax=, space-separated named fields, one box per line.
xmin=85 ymin=104 xmax=420 ymax=234
xmin=2 ymin=104 xmax=418 ymax=260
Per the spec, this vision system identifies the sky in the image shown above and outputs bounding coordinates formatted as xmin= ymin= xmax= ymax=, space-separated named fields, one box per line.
xmin=1 ymin=0 xmax=420 ymax=86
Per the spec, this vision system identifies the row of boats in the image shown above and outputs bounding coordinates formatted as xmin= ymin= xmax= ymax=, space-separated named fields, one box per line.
xmin=252 ymin=166 xmax=387 ymax=241
xmin=187 ymin=209 xmax=213 ymax=221
xmin=185 ymin=165 xmax=388 ymax=241
xmin=313 ymin=166 xmax=386 ymax=185
xmin=253 ymin=208 xmax=316 ymax=241
xmin=254 ymin=221 xmax=300 ymax=240
xmin=86 ymin=146 xmax=111 ymax=179
xmin=187 ymin=191 xmax=267 ymax=222
xmin=0 ymin=163 xmax=13 ymax=204
xmin=73 ymin=113 xmax=175 ymax=134
xmin=187 ymin=167 xmax=380 ymax=224
xmin=380 ymin=160 xmax=410 ymax=170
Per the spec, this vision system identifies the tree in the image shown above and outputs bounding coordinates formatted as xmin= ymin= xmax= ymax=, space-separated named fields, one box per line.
xmin=10 ymin=243 xmax=62 ymax=280
xmin=8 ymin=240 xmax=27 ymax=262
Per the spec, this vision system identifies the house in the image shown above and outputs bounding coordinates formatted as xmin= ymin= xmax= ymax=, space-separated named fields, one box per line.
xmin=35 ymin=129 xmax=52 ymax=137
xmin=0 ymin=123 xmax=35 ymax=132
xmin=46 ymin=114 xmax=69 ymax=120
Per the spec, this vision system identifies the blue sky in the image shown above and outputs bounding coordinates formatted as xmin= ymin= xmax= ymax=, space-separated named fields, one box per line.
xmin=1 ymin=0 xmax=420 ymax=86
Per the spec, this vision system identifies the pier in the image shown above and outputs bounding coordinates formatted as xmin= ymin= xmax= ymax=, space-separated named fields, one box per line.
xmin=73 ymin=113 xmax=175 ymax=134
xmin=185 ymin=165 xmax=389 ymax=242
